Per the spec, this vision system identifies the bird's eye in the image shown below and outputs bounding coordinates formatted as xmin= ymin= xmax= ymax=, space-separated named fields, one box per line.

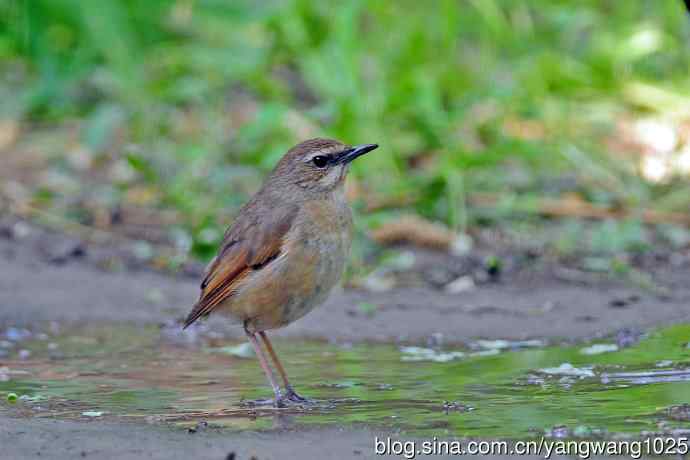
xmin=312 ymin=155 xmax=328 ymax=168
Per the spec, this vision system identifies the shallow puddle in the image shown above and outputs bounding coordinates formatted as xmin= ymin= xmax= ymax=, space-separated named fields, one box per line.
xmin=2 ymin=323 xmax=690 ymax=438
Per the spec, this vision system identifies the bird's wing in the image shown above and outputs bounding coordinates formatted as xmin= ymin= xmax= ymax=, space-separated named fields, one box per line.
xmin=183 ymin=204 xmax=298 ymax=329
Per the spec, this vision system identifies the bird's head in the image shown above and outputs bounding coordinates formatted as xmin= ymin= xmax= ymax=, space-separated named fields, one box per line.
xmin=269 ymin=138 xmax=378 ymax=194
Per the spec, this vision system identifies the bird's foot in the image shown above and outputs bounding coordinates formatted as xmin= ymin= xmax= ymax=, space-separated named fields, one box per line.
xmin=283 ymin=386 xmax=313 ymax=404
xmin=241 ymin=388 xmax=312 ymax=408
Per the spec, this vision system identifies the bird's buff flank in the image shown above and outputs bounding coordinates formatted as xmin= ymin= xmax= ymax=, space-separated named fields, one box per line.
xmin=183 ymin=138 xmax=378 ymax=407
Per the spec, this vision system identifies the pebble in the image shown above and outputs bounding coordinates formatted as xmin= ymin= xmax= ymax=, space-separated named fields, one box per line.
xmin=41 ymin=238 xmax=86 ymax=264
xmin=18 ymin=349 xmax=31 ymax=360
xmin=362 ymin=271 xmax=396 ymax=292
xmin=0 ymin=221 xmax=31 ymax=239
xmin=145 ymin=288 xmax=165 ymax=305
xmin=616 ymin=328 xmax=642 ymax=348
xmin=444 ymin=275 xmax=475 ymax=294
xmin=187 ymin=421 xmax=208 ymax=434
xmin=426 ymin=332 xmax=445 ymax=348
xmin=579 ymin=343 xmax=619 ymax=355
xmin=5 ymin=327 xmax=31 ymax=342
xmin=548 ymin=425 xmax=570 ymax=438
xmin=208 ymin=343 xmax=255 ymax=359
xmin=539 ymin=363 xmax=595 ymax=378
xmin=450 ymin=233 xmax=473 ymax=256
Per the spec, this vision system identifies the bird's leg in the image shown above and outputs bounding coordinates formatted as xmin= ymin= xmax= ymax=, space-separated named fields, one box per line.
xmin=259 ymin=331 xmax=310 ymax=403
xmin=244 ymin=327 xmax=285 ymax=408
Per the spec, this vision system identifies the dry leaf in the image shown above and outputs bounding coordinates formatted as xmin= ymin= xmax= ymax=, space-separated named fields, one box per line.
xmin=371 ymin=215 xmax=455 ymax=250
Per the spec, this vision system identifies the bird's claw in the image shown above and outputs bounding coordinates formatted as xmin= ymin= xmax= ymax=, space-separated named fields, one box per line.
xmin=283 ymin=386 xmax=313 ymax=404
xmin=242 ymin=388 xmax=312 ymax=408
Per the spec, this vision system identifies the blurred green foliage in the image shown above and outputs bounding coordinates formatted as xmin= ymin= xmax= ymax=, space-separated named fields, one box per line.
xmin=1 ymin=0 xmax=689 ymax=262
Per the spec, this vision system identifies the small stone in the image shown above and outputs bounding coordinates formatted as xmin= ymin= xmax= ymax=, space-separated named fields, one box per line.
xmin=450 ymin=233 xmax=473 ymax=256
xmin=616 ymin=328 xmax=642 ymax=348
xmin=400 ymin=346 xmax=465 ymax=363
xmin=426 ymin=332 xmax=445 ymax=348
xmin=442 ymin=401 xmax=471 ymax=413
xmin=424 ymin=267 xmax=456 ymax=287
xmin=539 ymin=363 xmax=595 ymax=378
xmin=362 ymin=271 xmax=395 ymax=292
xmin=145 ymin=289 xmax=165 ymax=305
xmin=188 ymin=420 xmax=208 ymax=434
xmin=549 ymin=425 xmax=570 ymax=438
xmin=49 ymin=322 xmax=61 ymax=335
xmin=580 ymin=343 xmax=618 ymax=355
xmin=444 ymin=275 xmax=475 ymax=294
xmin=132 ymin=241 xmax=154 ymax=261
xmin=43 ymin=239 xmax=86 ymax=264
xmin=385 ymin=251 xmax=416 ymax=270
xmin=5 ymin=327 xmax=31 ymax=342
xmin=668 ymin=404 xmax=690 ymax=421
xmin=9 ymin=221 xmax=31 ymax=239
xmin=609 ymin=298 xmax=628 ymax=308
xmin=17 ymin=349 xmax=31 ymax=360
xmin=208 ymin=343 xmax=255 ymax=359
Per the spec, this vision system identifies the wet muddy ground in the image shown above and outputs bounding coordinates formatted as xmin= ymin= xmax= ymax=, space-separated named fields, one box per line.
xmin=2 ymin=226 xmax=690 ymax=458
xmin=4 ymin=323 xmax=690 ymax=435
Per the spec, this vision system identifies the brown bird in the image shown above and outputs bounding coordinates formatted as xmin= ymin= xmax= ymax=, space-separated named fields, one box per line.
xmin=183 ymin=138 xmax=378 ymax=407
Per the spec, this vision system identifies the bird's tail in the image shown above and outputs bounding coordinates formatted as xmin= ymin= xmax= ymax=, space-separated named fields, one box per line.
xmin=182 ymin=302 xmax=202 ymax=330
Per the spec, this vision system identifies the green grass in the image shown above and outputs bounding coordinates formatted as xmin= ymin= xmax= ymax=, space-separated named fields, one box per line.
xmin=1 ymin=0 xmax=689 ymax=263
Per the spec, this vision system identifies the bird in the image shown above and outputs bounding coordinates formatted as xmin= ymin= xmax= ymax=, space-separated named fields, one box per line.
xmin=183 ymin=138 xmax=378 ymax=407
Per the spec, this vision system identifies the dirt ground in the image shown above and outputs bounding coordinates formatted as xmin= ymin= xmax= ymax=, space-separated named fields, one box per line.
xmin=0 ymin=417 xmax=620 ymax=460
xmin=1 ymin=224 xmax=690 ymax=343
xmin=1 ymin=223 xmax=690 ymax=459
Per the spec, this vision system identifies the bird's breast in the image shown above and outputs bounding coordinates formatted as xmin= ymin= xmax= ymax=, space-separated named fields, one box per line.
xmin=285 ymin=198 xmax=353 ymax=307
xmin=233 ymin=198 xmax=352 ymax=332
xmin=298 ymin=198 xmax=353 ymax=255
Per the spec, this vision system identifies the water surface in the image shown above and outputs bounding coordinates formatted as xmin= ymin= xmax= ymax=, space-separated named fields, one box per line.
xmin=2 ymin=323 xmax=690 ymax=437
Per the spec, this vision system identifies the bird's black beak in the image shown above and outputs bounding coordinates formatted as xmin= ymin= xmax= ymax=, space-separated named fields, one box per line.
xmin=337 ymin=144 xmax=379 ymax=164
